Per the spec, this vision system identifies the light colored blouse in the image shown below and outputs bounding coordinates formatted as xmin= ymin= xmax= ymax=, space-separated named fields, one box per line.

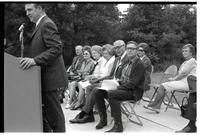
xmin=92 ymin=57 xmax=107 ymax=78
xmin=178 ymin=57 xmax=196 ymax=77
xmin=100 ymin=56 xmax=115 ymax=78
xmin=78 ymin=56 xmax=115 ymax=89
xmin=162 ymin=57 xmax=196 ymax=91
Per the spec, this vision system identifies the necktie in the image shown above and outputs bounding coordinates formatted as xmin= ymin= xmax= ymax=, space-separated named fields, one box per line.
xmin=74 ymin=57 xmax=80 ymax=70
xmin=113 ymin=59 xmax=121 ymax=79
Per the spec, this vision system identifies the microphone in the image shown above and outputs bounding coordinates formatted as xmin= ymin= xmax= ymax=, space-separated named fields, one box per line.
xmin=18 ymin=23 xmax=25 ymax=57
xmin=19 ymin=23 xmax=25 ymax=41
xmin=18 ymin=23 xmax=25 ymax=32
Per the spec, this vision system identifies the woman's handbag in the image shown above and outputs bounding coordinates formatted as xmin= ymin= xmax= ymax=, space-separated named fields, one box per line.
xmin=180 ymin=96 xmax=188 ymax=118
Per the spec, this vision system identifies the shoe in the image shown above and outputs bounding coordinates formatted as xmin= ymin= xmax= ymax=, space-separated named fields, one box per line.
xmin=144 ymin=105 xmax=160 ymax=113
xmin=105 ymin=121 xmax=123 ymax=132
xmin=105 ymin=124 xmax=116 ymax=132
xmin=106 ymin=124 xmax=123 ymax=132
xmin=175 ymin=125 xmax=197 ymax=133
xmin=70 ymin=114 xmax=95 ymax=123
xmin=78 ymin=114 xmax=95 ymax=123
xmin=69 ymin=111 xmax=85 ymax=123
xmin=96 ymin=120 xmax=107 ymax=129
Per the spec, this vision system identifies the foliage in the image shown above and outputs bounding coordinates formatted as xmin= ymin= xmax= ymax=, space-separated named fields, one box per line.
xmin=4 ymin=3 xmax=196 ymax=71
xmin=4 ymin=3 xmax=121 ymax=66
xmin=122 ymin=4 xmax=196 ymax=71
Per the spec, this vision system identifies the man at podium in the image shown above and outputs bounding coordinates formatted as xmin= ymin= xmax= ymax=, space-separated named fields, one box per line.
xmin=19 ymin=3 xmax=67 ymax=132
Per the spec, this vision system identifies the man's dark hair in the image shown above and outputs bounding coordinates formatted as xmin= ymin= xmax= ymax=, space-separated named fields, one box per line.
xmin=34 ymin=3 xmax=46 ymax=10
xmin=25 ymin=3 xmax=46 ymax=11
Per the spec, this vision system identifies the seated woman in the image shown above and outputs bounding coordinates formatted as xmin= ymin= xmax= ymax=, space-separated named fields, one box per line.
xmin=144 ymin=44 xmax=196 ymax=113
xmin=85 ymin=44 xmax=116 ymax=97
xmin=73 ymin=44 xmax=115 ymax=110
xmin=68 ymin=46 xmax=95 ymax=110
xmin=176 ymin=75 xmax=196 ymax=133
xmin=73 ymin=45 xmax=106 ymax=109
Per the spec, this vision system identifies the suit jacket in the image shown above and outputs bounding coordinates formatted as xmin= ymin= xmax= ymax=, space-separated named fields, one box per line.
xmin=109 ymin=53 xmax=129 ymax=79
xmin=141 ymin=55 xmax=152 ymax=91
xmin=70 ymin=55 xmax=84 ymax=74
xmin=28 ymin=16 xmax=67 ymax=91
xmin=118 ymin=57 xmax=145 ymax=101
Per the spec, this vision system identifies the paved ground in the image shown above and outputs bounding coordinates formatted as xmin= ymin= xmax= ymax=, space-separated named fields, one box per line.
xmin=62 ymin=99 xmax=188 ymax=133
xmin=62 ymin=72 xmax=192 ymax=133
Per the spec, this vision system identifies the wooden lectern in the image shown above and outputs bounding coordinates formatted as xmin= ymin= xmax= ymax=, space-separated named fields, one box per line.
xmin=4 ymin=53 xmax=43 ymax=132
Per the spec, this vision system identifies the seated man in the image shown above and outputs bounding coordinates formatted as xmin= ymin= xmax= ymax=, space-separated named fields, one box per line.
xmin=69 ymin=40 xmax=129 ymax=124
xmin=137 ymin=43 xmax=152 ymax=97
xmin=67 ymin=45 xmax=84 ymax=77
xmin=65 ymin=45 xmax=84 ymax=108
xmin=94 ymin=42 xmax=145 ymax=132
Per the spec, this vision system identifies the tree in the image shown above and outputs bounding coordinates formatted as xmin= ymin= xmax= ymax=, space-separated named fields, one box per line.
xmin=4 ymin=3 xmax=121 ymax=66
xmin=121 ymin=4 xmax=196 ymax=71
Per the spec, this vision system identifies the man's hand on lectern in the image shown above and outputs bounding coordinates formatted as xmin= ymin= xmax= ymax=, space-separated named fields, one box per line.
xmin=19 ymin=58 xmax=36 ymax=70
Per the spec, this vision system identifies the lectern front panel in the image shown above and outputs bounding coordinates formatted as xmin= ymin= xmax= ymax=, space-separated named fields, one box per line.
xmin=4 ymin=53 xmax=43 ymax=132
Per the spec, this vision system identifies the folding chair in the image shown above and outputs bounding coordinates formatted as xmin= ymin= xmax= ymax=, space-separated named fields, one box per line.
xmin=165 ymin=89 xmax=188 ymax=111
xmin=108 ymin=100 xmax=143 ymax=129
xmin=149 ymin=65 xmax=178 ymax=105
xmin=120 ymin=100 xmax=143 ymax=127
xmin=165 ymin=75 xmax=196 ymax=112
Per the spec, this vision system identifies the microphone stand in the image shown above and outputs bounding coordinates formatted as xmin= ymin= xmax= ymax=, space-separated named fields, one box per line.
xmin=19 ymin=28 xmax=24 ymax=58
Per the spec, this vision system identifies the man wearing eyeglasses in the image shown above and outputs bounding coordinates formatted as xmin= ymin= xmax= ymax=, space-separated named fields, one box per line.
xmin=94 ymin=42 xmax=145 ymax=132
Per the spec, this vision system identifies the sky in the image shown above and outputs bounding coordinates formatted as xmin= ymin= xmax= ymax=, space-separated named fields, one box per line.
xmin=117 ymin=4 xmax=130 ymax=13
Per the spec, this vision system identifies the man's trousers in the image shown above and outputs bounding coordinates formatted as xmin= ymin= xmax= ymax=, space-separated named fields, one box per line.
xmin=42 ymin=90 xmax=65 ymax=132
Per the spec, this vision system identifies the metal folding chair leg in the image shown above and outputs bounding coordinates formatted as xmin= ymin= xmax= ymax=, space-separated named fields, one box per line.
xmin=149 ymin=86 xmax=159 ymax=102
xmin=121 ymin=101 xmax=143 ymax=126
xmin=150 ymin=86 xmax=174 ymax=107
xmin=165 ymin=90 xmax=182 ymax=111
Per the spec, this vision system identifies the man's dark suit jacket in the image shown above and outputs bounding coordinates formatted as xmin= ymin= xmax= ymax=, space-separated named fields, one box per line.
xmin=28 ymin=16 xmax=67 ymax=91
xmin=117 ymin=57 xmax=145 ymax=101
xmin=70 ymin=55 xmax=84 ymax=74
xmin=109 ymin=53 xmax=129 ymax=79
